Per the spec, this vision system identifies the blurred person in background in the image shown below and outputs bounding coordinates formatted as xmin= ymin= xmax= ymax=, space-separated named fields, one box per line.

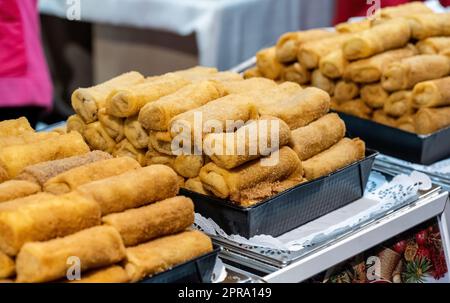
xmin=334 ymin=0 xmax=450 ymax=24
xmin=0 ymin=0 xmax=53 ymax=127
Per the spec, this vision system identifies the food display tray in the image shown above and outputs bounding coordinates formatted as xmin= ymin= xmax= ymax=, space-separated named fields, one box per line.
xmin=140 ymin=245 xmax=221 ymax=283
xmin=336 ymin=112 xmax=450 ymax=165
xmin=181 ymin=150 xmax=377 ymax=238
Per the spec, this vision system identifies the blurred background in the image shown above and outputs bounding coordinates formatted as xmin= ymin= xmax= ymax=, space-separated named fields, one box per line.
xmin=1 ymin=0 xmax=449 ymax=126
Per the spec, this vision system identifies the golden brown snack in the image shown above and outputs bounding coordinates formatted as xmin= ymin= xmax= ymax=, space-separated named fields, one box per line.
xmin=76 ymin=165 xmax=179 ymax=215
xmin=124 ymin=230 xmax=213 ymax=283
xmin=319 ymin=50 xmax=348 ymax=79
xmin=298 ymin=33 xmax=354 ymax=69
xmin=344 ymin=45 xmax=418 ymax=83
xmin=0 ymin=192 xmax=101 ymax=256
xmin=171 ymin=66 xmax=218 ymax=79
xmin=290 ymin=113 xmax=346 ymax=161
xmin=194 ymin=71 xmax=243 ymax=83
xmin=124 ymin=116 xmax=149 ymax=149
xmin=204 ymin=117 xmax=291 ymax=169
xmin=66 ymin=114 xmax=87 ymax=136
xmin=83 ymin=121 xmax=116 ymax=153
xmin=303 ymin=138 xmax=365 ymax=180
xmin=222 ymin=78 xmax=278 ymax=95
xmin=407 ymin=13 xmax=450 ymax=40
xmin=415 ymin=107 xmax=450 ymax=134
xmin=335 ymin=20 xmax=371 ymax=33
xmin=259 ymin=87 xmax=330 ymax=130
xmin=276 ymin=29 xmax=336 ymax=63
xmin=417 ymin=37 xmax=450 ymax=54
xmin=374 ymin=2 xmax=432 ymax=21
xmin=396 ymin=115 xmax=416 ymax=133
xmin=15 ymin=150 xmax=111 ymax=186
xmin=0 ymin=132 xmax=90 ymax=179
xmin=148 ymin=131 xmax=173 ymax=155
xmin=72 ymin=71 xmax=144 ymax=123
xmin=338 ymin=99 xmax=373 ymax=119
xmin=382 ymin=55 xmax=450 ymax=91
xmin=199 ymin=146 xmax=301 ymax=201
xmin=138 ymin=81 xmax=226 ymax=131
xmin=144 ymin=150 xmax=176 ymax=168
xmin=311 ymin=69 xmax=335 ymax=95
xmin=112 ymin=139 xmax=146 ymax=166
xmin=243 ymin=67 xmax=262 ymax=79
xmin=105 ymin=74 xmax=190 ymax=118
xmin=102 ymin=196 xmax=194 ymax=247
xmin=98 ymin=108 xmax=125 ymax=142
xmin=0 ymin=180 xmax=41 ymax=203
xmin=282 ymin=62 xmax=311 ymax=85
xmin=0 ymin=117 xmax=33 ymax=137
xmin=0 ymin=251 xmax=15 ymax=279
xmin=360 ymin=83 xmax=389 ymax=109
xmin=184 ymin=177 xmax=211 ymax=195
xmin=0 ymin=132 xmax=59 ymax=148
xmin=173 ymin=155 xmax=204 ymax=178
xmin=384 ymin=91 xmax=414 ymax=117
xmin=169 ymin=94 xmax=258 ymax=139
xmin=412 ymin=77 xmax=450 ymax=108
xmin=372 ymin=110 xmax=397 ymax=127
xmin=16 ymin=226 xmax=126 ymax=283
xmin=256 ymin=47 xmax=283 ymax=80
xmin=334 ymin=80 xmax=360 ymax=103
xmin=44 ymin=157 xmax=140 ymax=195
xmin=343 ymin=19 xmax=411 ymax=60
xmin=68 ymin=266 xmax=130 ymax=283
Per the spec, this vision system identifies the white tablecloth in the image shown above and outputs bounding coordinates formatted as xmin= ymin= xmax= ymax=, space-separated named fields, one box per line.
xmin=38 ymin=0 xmax=334 ymax=69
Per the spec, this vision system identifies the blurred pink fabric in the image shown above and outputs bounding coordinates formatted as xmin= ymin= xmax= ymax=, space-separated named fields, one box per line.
xmin=0 ymin=0 xmax=53 ymax=108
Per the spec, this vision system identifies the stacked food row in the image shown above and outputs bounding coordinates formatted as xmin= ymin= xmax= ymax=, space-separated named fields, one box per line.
xmin=0 ymin=117 xmax=212 ymax=283
xmin=69 ymin=67 xmax=366 ymax=207
xmin=246 ymin=2 xmax=450 ymax=135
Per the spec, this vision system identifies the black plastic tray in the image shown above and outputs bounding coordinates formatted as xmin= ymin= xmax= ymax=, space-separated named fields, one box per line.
xmin=140 ymin=245 xmax=221 ymax=283
xmin=336 ymin=112 xmax=450 ymax=165
xmin=181 ymin=150 xmax=377 ymax=238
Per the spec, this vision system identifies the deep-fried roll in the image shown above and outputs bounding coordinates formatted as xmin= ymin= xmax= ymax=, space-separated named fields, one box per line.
xmin=124 ymin=116 xmax=149 ymax=149
xmin=112 ymin=139 xmax=146 ymax=166
xmin=0 ymin=132 xmax=90 ymax=179
xmin=138 ymin=81 xmax=226 ymax=131
xmin=83 ymin=122 xmax=116 ymax=153
xmin=204 ymin=117 xmax=291 ymax=169
xmin=44 ymin=157 xmax=140 ymax=195
xmin=102 ymin=196 xmax=194 ymax=247
xmin=298 ymin=33 xmax=354 ymax=69
xmin=243 ymin=67 xmax=262 ymax=79
xmin=344 ymin=45 xmax=417 ymax=83
xmin=258 ymin=87 xmax=330 ymax=129
xmin=360 ymin=83 xmax=389 ymax=109
xmin=98 ymin=108 xmax=125 ymax=142
xmin=415 ymin=107 xmax=450 ymax=134
xmin=16 ymin=226 xmax=126 ymax=283
xmin=0 ymin=132 xmax=59 ymax=148
xmin=256 ymin=47 xmax=283 ymax=80
xmin=222 ymin=78 xmax=278 ymax=95
xmin=0 ymin=180 xmax=41 ymax=203
xmin=384 ymin=91 xmax=414 ymax=117
xmin=0 ymin=251 xmax=15 ymax=279
xmin=68 ymin=266 xmax=130 ymax=283
xmin=199 ymin=146 xmax=301 ymax=201
xmin=311 ymin=70 xmax=335 ymax=95
xmin=148 ymin=131 xmax=173 ymax=155
xmin=144 ymin=150 xmax=176 ymax=168
xmin=319 ymin=49 xmax=348 ymax=79
xmin=72 ymin=71 xmax=144 ymax=123
xmin=338 ymin=99 xmax=372 ymax=119
xmin=417 ymin=37 xmax=450 ymax=54
xmin=290 ymin=113 xmax=346 ymax=161
xmin=0 ymin=192 xmax=101 ymax=256
xmin=374 ymin=2 xmax=432 ymax=21
xmin=76 ymin=165 xmax=179 ymax=215
xmin=382 ymin=55 xmax=450 ymax=91
xmin=412 ymin=77 xmax=450 ymax=108
xmin=335 ymin=20 xmax=371 ymax=33
xmin=373 ymin=110 xmax=397 ymax=127
xmin=282 ymin=62 xmax=311 ymax=85
xmin=66 ymin=115 xmax=87 ymax=136
xmin=0 ymin=117 xmax=33 ymax=137
xmin=303 ymin=138 xmax=365 ymax=180
xmin=334 ymin=80 xmax=360 ymax=103
xmin=124 ymin=230 xmax=213 ymax=283
xmin=15 ymin=150 xmax=111 ymax=186
xmin=396 ymin=115 xmax=416 ymax=133
xmin=343 ymin=19 xmax=411 ymax=60
xmin=173 ymin=155 xmax=204 ymax=178
xmin=184 ymin=177 xmax=210 ymax=195
xmin=407 ymin=13 xmax=450 ymax=40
